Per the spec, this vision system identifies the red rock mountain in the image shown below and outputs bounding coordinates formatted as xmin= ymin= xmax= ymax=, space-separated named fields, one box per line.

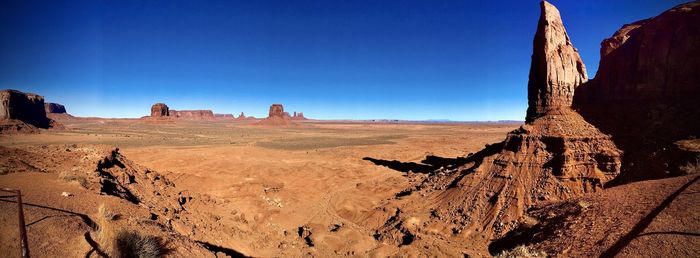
xmin=371 ymin=2 xmax=622 ymax=253
xmin=574 ymin=1 xmax=700 ymax=184
xmin=1 ymin=89 xmax=58 ymax=132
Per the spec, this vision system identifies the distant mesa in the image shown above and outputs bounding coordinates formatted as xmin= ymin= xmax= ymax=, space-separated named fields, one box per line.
xmin=44 ymin=102 xmax=66 ymax=114
xmin=1 ymin=89 xmax=60 ymax=133
xmin=148 ymin=103 xmax=215 ymax=120
xmin=215 ymin=113 xmax=235 ymax=119
xmin=44 ymin=102 xmax=75 ymax=121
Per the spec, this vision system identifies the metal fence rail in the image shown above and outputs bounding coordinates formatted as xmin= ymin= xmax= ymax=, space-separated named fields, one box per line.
xmin=1 ymin=188 xmax=29 ymax=258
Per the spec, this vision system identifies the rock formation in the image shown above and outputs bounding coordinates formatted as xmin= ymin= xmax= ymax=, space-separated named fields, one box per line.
xmin=170 ymin=110 xmax=215 ymax=119
xmin=525 ymin=0 xmax=588 ymax=123
xmin=291 ymin=112 xmax=307 ymax=120
xmin=258 ymin=104 xmax=294 ymax=126
xmin=1 ymin=89 xmax=56 ymax=132
xmin=236 ymin=112 xmax=247 ymax=120
xmin=269 ymin=104 xmax=284 ymax=118
xmin=151 ymin=103 xmax=170 ymax=117
xmin=372 ymin=1 xmax=622 ymax=251
xmin=148 ymin=103 xmax=217 ymax=120
xmin=44 ymin=102 xmax=66 ymax=114
xmin=574 ymin=1 xmax=700 ymax=183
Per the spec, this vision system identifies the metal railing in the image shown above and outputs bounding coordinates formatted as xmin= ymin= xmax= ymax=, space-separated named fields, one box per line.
xmin=1 ymin=188 xmax=29 ymax=258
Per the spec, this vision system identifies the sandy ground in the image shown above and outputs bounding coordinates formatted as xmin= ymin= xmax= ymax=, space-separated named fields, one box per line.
xmin=0 ymin=119 xmax=517 ymax=257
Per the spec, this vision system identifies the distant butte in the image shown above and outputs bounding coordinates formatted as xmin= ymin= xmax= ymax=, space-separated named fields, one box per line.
xmin=1 ymin=89 xmax=60 ymax=133
xmin=257 ymin=104 xmax=294 ymax=126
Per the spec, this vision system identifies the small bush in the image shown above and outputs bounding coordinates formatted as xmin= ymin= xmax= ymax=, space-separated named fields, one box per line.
xmin=96 ymin=203 xmax=165 ymax=258
xmin=496 ymin=245 xmax=547 ymax=258
xmin=114 ymin=229 xmax=164 ymax=258
xmin=679 ymin=155 xmax=700 ymax=175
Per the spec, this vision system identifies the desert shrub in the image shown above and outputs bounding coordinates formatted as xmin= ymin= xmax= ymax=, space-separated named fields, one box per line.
xmin=679 ymin=155 xmax=700 ymax=175
xmin=496 ymin=245 xmax=547 ymax=258
xmin=96 ymin=203 xmax=164 ymax=258
xmin=113 ymin=229 xmax=164 ymax=258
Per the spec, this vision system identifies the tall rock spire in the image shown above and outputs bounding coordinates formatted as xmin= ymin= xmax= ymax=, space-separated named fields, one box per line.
xmin=525 ymin=1 xmax=588 ymax=123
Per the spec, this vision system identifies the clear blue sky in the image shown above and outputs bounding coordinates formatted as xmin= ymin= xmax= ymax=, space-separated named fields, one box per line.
xmin=0 ymin=0 xmax=686 ymax=120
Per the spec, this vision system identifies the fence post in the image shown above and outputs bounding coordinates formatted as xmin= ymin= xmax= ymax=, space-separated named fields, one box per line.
xmin=1 ymin=188 xmax=29 ymax=258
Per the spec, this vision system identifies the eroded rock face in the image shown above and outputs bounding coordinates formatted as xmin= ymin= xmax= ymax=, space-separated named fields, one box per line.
xmin=236 ymin=112 xmax=246 ymax=120
xmin=151 ymin=103 xmax=170 ymax=117
xmin=259 ymin=104 xmax=294 ymax=125
xmin=268 ymin=104 xmax=285 ymax=118
xmin=372 ymin=1 xmax=621 ymax=250
xmin=525 ymin=1 xmax=588 ymax=123
xmin=44 ymin=103 xmax=66 ymax=114
xmin=1 ymin=89 xmax=53 ymax=130
xmin=574 ymin=1 xmax=700 ymax=183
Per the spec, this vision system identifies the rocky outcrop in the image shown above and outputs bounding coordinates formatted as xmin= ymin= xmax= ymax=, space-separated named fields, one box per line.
xmin=1 ymin=89 xmax=56 ymax=132
xmin=525 ymin=1 xmax=588 ymax=123
xmin=269 ymin=104 xmax=285 ymax=118
xmin=574 ymin=1 xmax=700 ymax=183
xmin=151 ymin=103 xmax=170 ymax=117
xmin=148 ymin=103 xmax=216 ymax=120
xmin=236 ymin=112 xmax=247 ymax=120
xmin=371 ymin=1 xmax=622 ymax=252
xmin=44 ymin=102 xmax=66 ymax=114
xmin=291 ymin=112 xmax=307 ymax=120
xmin=258 ymin=104 xmax=294 ymax=126
xmin=170 ymin=110 xmax=215 ymax=119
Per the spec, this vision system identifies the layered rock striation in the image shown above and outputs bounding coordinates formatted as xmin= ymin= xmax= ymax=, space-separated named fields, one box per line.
xmin=372 ymin=1 xmax=622 ymax=251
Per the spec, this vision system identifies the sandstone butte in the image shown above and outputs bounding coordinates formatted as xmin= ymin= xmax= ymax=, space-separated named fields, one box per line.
xmin=374 ymin=0 xmax=623 ymax=248
xmin=0 ymin=89 xmax=59 ymax=133
xmin=257 ymin=103 xmax=295 ymax=126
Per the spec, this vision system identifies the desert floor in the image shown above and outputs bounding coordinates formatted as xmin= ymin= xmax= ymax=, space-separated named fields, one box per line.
xmin=0 ymin=120 xmax=518 ymax=257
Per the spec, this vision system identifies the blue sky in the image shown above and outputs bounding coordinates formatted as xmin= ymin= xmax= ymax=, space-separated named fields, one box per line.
xmin=0 ymin=0 xmax=686 ymax=120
